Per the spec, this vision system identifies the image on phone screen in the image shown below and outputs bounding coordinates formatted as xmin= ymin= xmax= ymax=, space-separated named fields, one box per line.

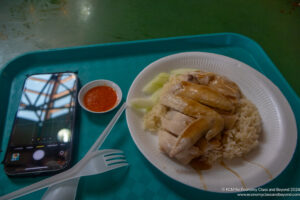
xmin=3 ymin=72 xmax=78 ymax=176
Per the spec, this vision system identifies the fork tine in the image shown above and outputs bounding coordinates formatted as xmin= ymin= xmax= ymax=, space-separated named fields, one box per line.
xmin=105 ymin=154 xmax=125 ymax=161
xmin=107 ymin=162 xmax=129 ymax=170
xmin=106 ymin=159 xmax=127 ymax=165
xmin=103 ymin=149 xmax=124 ymax=156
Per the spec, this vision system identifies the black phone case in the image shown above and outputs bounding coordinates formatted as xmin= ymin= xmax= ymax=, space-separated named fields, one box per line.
xmin=3 ymin=72 xmax=79 ymax=176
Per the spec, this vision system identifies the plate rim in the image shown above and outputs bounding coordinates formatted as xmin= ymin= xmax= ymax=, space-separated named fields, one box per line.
xmin=125 ymin=51 xmax=298 ymax=193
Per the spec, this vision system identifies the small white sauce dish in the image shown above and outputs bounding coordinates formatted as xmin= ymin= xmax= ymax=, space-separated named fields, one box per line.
xmin=78 ymin=79 xmax=122 ymax=114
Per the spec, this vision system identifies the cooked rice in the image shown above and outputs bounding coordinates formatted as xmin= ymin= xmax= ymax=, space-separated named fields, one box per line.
xmin=222 ymin=98 xmax=261 ymax=159
xmin=144 ymin=104 xmax=167 ymax=132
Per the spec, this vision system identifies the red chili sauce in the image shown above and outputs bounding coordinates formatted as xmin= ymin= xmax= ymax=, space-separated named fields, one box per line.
xmin=84 ymin=86 xmax=117 ymax=112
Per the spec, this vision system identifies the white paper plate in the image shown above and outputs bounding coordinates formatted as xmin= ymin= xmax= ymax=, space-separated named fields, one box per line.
xmin=125 ymin=52 xmax=297 ymax=193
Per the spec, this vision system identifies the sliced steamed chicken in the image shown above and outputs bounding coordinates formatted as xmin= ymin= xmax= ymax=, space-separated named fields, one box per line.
xmin=161 ymin=110 xmax=194 ymax=136
xmin=208 ymin=75 xmax=241 ymax=101
xmin=173 ymin=81 xmax=234 ymax=112
xmin=222 ymin=114 xmax=238 ymax=130
xmin=160 ymin=93 xmax=218 ymax=118
xmin=158 ymin=130 xmax=202 ymax=165
xmin=160 ymin=94 xmax=224 ymax=156
xmin=140 ymin=70 xmax=243 ymax=165
xmin=190 ymin=71 xmax=216 ymax=85
xmin=169 ymin=117 xmax=214 ymax=157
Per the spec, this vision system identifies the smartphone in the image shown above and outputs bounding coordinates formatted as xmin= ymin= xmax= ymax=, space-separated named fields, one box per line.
xmin=3 ymin=72 xmax=78 ymax=176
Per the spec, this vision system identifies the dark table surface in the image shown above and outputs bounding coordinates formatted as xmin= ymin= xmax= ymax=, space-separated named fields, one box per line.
xmin=0 ymin=0 xmax=299 ymax=95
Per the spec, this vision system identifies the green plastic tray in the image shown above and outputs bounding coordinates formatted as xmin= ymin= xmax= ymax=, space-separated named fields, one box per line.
xmin=0 ymin=33 xmax=299 ymax=199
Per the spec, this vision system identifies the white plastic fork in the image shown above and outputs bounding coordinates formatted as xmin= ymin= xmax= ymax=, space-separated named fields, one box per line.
xmin=0 ymin=149 xmax=127 ymax=200
xmin=42 ymin=152 xmax=127 ymax=200
xmin=0 ymin=102 xmax=128 ymax=200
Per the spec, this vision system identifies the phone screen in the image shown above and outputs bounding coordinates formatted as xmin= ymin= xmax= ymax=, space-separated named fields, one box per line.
xmin=4 ymin=72 xmax=78 ymax=175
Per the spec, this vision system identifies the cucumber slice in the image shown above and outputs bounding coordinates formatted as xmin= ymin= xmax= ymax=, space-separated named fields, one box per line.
xmin=151 ymin=88 xmax=162 ymax=103
xmin=130 ymin=98 xmax=154 ymax=110
xmin=170 ymin=68 xmax=199 ymax=75
xmin=142 ymin=73 xmax=169 ymax=94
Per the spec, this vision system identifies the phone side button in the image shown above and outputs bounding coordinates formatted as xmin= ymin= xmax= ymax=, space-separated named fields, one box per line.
xmin=33 ymin=150 xmax=45 ymax=161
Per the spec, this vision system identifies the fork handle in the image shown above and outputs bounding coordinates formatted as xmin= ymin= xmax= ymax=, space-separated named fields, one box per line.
xmin=86 ymin=102 xmax=127 ymax=154
xmin=0 ymin=150 xmax=96 ymax=200
xmin=0 ymin=169 xmax=75 ymax=200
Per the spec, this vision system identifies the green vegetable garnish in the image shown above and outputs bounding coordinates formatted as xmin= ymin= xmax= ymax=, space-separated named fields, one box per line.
xmin=142 ymin=73 xmax=170 ymax=94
